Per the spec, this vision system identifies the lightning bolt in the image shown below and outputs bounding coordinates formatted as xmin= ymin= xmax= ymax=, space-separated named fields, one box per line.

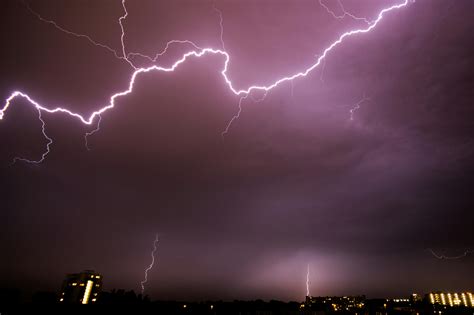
xmin=222 ymin=94 xmax=249 ymax=138
xmin=1 ymin=0 xmax=411 ymax=163
xmin=141 ymin=234 xmax=159 ymax=295
xmin=127 ymin=40 xmax=203 ymax=65
xmin=306 ymin=263 xmax=311 ymax=297
xmin=319 ymin=0 xmax=372 ymax=115
xmin=212 ymin=0 xmax=226 ymax=50
xmin=318 ymin=0 xmax=373 ymax=25
xmin=23 ymin=0 xmax=202 ymax=67
xmin=21 ymin=0 xmax=125 ymax=62
xmin=84 ymin=114 xmax=102 ymax=151
xmin=118 ymin=0 xmax=137 ymax=69
xmin=349 ymin=94 xmax=371 ymax=121
xmin=12 ymin=108 xmax=52 ymax=165
xmin=428 ymin=248 xmax=473 ymax=260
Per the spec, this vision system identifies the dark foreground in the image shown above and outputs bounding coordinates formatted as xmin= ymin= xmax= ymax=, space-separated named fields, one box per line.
xmin=1 ymin=289 xmax=473 ymax=315
xmin=1 ymin=301 xmax=473 ymax=315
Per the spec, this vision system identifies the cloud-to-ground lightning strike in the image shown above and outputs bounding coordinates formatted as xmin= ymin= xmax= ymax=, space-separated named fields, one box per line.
xmin=428 ymin=248 xmax=473 ymax=260
xmin=141 ymin=234 xmax=159 ymax=295
xmin=306 ymin=264 xmax=311 ymax=297
xmin=1 ymin=0 xmax=410 ymax=163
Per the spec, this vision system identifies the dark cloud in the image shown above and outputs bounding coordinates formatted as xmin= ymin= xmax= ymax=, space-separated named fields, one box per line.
xmin=0 ymin=0 xmax=473 ymax=301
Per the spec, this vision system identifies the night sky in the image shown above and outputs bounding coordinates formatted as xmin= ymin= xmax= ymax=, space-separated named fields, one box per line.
xmin=1 ymin=0 xmax=473 ymax=301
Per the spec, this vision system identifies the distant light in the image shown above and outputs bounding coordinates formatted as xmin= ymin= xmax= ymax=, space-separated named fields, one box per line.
xmin=183 ymin=304 xmax=187 ymax=308
xmin=210 ymin=305 xmax=214 ymax=310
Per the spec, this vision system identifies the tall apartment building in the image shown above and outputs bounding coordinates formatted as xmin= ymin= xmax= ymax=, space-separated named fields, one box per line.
xmin=59 ymin=270 xmax=102 ymax=304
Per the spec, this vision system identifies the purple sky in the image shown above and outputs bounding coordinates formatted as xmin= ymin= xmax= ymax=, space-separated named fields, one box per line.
xmin=0 ymin=0 xmax=473 ymax=301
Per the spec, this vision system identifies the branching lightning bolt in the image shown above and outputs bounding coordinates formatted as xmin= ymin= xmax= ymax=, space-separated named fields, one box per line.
xmin=12 ymin=108 xmax=53 ymax=165
xmin=306 ymin=263 xmax=311 ymax=297
xmin=118 ymin=0 xmax=137 ymax=69
xmin=349 ymin=94 xmax=371 ymax=121
xmin=428 ymin=248 xmax=473 ymax=260
xmin=21 ymin=0 xmax=125 ymax=61
xmin=141 ymin=234 xmax=159 ymax=295
xmin=84 ymin=114 xmax=102 ymax=151
xmin=212 ymin=0 xmax=226 ymax=50
xmin=1 ymin=0 xmax=410 ymax=163
xmin=23 ymin=1 xmax=202 ymax=67
xmin=319 ymin=0 xmax=373 ymax=25
xmin=222 ymin=94 xmax=249 ymax=138
xmin=126 ymin=40 xmax=203 ymax=65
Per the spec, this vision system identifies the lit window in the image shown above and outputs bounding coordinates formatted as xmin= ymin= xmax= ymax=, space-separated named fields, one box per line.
xmin=59 ymin=298 xmax=64 ymax=302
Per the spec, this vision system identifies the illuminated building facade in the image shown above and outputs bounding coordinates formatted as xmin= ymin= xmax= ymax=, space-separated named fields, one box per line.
xmin=427 ymin=292 xmax=474 ymax=308
xmin=59 ymin=270 xmax=102 ymax=304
